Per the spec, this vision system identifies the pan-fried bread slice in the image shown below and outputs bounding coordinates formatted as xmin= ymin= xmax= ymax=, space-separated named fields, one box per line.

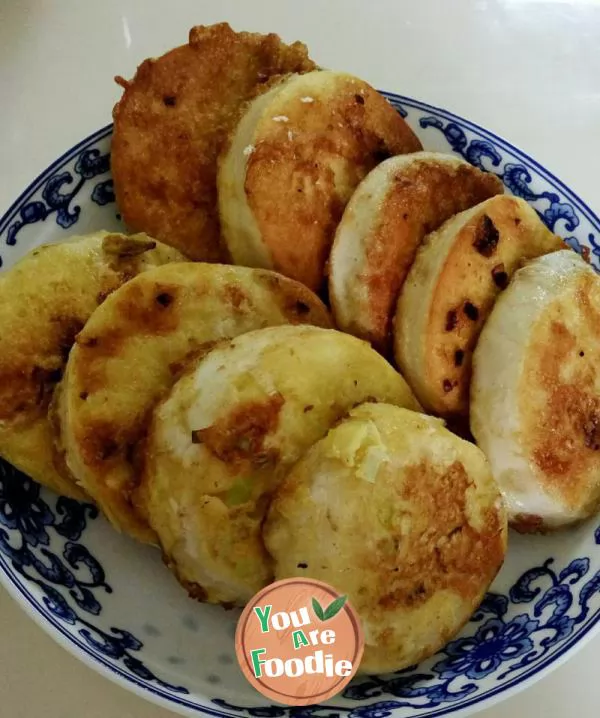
xmin=264 ymin=403 xmax=507 ymax=674
xmin=138 ymin=325 xmax=420 ymax=604
xmin=218 ymin=70 xmax=422 ymax=291
xmin=471 ymin=250 xmax=600 ymax=531
xmin=54 ymin=263 xmax=331 ymax=543
xmin=0 ymin=231 xmax=184 ymax=499
xmin=329 ymin=152 xmax=504 ymax=354
xmin=395 ymin=196 xmax=565 ymax=416
xmin=112 ymin=23 xmax=316 ymax=261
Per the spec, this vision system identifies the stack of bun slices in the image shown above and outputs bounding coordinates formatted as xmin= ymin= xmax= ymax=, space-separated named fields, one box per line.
xmin=1 ymin=24 xmax=597 ymax=675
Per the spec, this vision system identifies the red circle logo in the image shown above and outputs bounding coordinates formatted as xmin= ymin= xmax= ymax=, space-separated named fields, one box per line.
xmin=235 ymin=578 xmax=364 ymax=705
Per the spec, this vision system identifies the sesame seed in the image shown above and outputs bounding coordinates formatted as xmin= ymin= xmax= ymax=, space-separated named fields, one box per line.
xmin=272 ymin=115 xmax=289 ymax=122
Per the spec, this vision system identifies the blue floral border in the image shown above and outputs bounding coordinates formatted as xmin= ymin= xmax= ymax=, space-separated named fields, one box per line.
xmin=0 ymin=94 xmax=599 ymax=718
xmin=0 ymin=462 xmax=187 ymax=695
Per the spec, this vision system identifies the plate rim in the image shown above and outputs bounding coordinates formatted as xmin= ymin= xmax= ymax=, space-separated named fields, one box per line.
xmin=1 ymin=90 xmax=599 ymax=718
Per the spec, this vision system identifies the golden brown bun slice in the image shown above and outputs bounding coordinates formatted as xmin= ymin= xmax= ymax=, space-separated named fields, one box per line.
xmin=0 ymin=232 xmax=184 ymax=499
xmin=264 ymin=403 xmax=507 ymax=674
xmin=471 ymin=250 xmax=600 ymax=531
xmin=329 ymin=152 xmax=504 ymax=353
xmin=112 ymin=23 xmax=316 ymax=261
xmin=218 ymin=70 xmax=422 ymax=291
xmin=395 ymin=196 xmax=565 ymax=416
xmin=55 ymin=263 xmax=331 ymax=543
xmin=138 ymin=325 xmax=420 ymax=604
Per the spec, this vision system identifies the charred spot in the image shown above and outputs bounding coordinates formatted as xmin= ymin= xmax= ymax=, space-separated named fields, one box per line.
xmin=402 ymin=213 xmax=409 ymax=220
xmin=303 ymin=404 xmax=314 ymax=413
xmin=355 ymin=93 xmax=365 ymax=105
xmin=185 ymin=582 xmax=208 ymax=602
xmin=295 ymin=300 xmax=310 ymax=315
xmin=583 ymin=412 xmax=600 ymax=451
xmin=155 ymin=292 xmax=173 ymax=308
xmin=454 ymin=349 xmax=465 ymax=367
xmin=464 ymin=302 xmax=479 ymax=321
xmin=191 ymin=431 xmax=203 ymax=444
xmin=491 ymin=263 xmax=509 ymax=289
xmin=579 ymin=350 xmax=585 ymax=357
xmin=443 ymin=379 xmax=453 ymax=393
xmin=79 ymin=391 xmax=89 ymax=401
xmin=297 ymin=562 xmax=308 ymax=569
xmin=514 ymin=217 xmax=522 ymax=226
xmin=163 ymin=95 xmax=176 ymax=107
xmin=445 ymin=310 xmax=458 ymax=331
xmin=473 ymin=215 xmax=500 ymax=257
xmin=513 ymin=513 xmax=544 ymax=533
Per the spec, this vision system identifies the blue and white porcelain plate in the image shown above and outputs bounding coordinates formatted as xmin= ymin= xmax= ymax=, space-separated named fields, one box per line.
xmin=1 ymin=93 xmax=599 ymax=718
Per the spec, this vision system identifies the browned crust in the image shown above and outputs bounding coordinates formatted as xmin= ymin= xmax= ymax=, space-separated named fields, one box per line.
xmin=194 ymin=394 xmax=285 ymax=468
xmin=63 ymin=264 xmax=330 ymax=540
xmin=520 ymin=280 xmax=600 ymax=514
xmin=424 ymin=199 xmax=565 ymax=416
xmin=265 ymin=407 xmax=507 ymax=671
xmin=366 ymin=460 xmax=505 ymax=617
xmin=112 ymin=23 xmax=316 ymax=261
xmin=0 ymin=234 xmax=181 ymax=497
xmin=363 ymin=163 xmax=503 ymax=355
xmin=245 ymin=78 xmax=422 ymax=292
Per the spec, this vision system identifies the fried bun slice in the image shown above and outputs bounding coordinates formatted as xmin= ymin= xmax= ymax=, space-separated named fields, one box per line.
xmin=471 ymin=250 xmax=600 ymax=531
xmin=264 ymin=403 xmax=507 ymax=674
xmin=138 ymin=325 xmax=420 ymax=604
xmin=55 ymin=263 xmax=331 ymax=543
xmin=395 ymin=196 xmax=564 ymax=416
xmin=112 ymin=23 xmax=316 ymax=261
xmin=329 ymin=152 xmax=504 ymax=353
xmin=218 ymin=70 xmax=422 ymax=291
xmin=0 ymin=232 xmax=183 ymax=499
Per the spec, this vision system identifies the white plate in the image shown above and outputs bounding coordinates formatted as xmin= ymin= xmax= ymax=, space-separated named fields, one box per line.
xmin=0 ymin=93 xmax=599 ymax=718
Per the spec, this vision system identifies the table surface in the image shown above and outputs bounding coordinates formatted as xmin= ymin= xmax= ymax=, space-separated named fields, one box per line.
xmin=1 ymin=0 xmax=598 ymax=716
